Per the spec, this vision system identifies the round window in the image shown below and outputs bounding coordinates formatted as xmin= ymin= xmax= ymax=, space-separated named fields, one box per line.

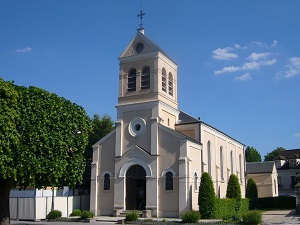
xmin=135 ymin=42 xmax=144 ymax=54
xmin=128 ymin=117 xmax=146 ymax=137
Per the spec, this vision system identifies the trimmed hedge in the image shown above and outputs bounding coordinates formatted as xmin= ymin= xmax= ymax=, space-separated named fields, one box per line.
xmin=242 ymin=210 xmax=262 ymax=225
xmin=180 ymin=211 xmax=201 ymax=223
xmin=46 ymin=210 xmax=62 ymax=220
xmin=198 ymin=172 xmax=216 ymax=219
xmin=215 ymin=198 xmax=249 ymax=219
xmin=258 ymin=196 xmax=296 ymax=209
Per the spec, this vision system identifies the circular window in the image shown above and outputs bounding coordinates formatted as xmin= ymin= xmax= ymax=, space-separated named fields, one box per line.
xmin=135 ymin=42 xmax=144 ymax=54
xmin=129 ymin=117 xmax=146 ymax=137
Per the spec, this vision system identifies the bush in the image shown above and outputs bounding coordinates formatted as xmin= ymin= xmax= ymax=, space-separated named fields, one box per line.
xmin=258 ymin=196 xmax=296 ymax=209
xmin=180 ymin=211 xmax=200 ymax=223
xmin=125 ymin=211 xmax=139 ymax=222
xmin=226 ymin=174 xmax=242 ymax=212
xmin=242 ymin=210 xmax=262 ymax=225
xmin=46 ymin=210 xmax=62 ymax=220
xmin=246 ymin=178 xmax=258 ymax=210
xmin=70 ymin=209 xmax=82 ymax=217
xmin=80 ymin=210 xmax=94 ymax=219
xmin=198 ymin=172 xmax=216 ymax=219
xmin=215 ymin=198 xmax=249 ymax=219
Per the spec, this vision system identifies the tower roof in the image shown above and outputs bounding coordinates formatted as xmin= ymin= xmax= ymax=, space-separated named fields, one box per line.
xmin=119 ymin=30 xmax=177 ymax=65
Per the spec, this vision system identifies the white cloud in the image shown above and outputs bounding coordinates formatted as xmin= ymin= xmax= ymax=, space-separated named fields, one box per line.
xmin=294 ymin=133 xmax=300 ymax=138
xmin=234 ymin=44 xmax=247 ymax=50
xmin=247 ymin=52 xmax=271 ymax=61
xmin=14 ymin=47 xmax=32 ymax=53
xmin=272 ymin=40 xmax=278 ymax=47
xmin=214 ymin=58 xmax=277 ymax=75
xmin=235 ymin=73 xmax=252 ymax=81
xmin=283 ymin=57 xmax=300 ymax=78
xmin=212 ymin=47 xmax=238 ymax=60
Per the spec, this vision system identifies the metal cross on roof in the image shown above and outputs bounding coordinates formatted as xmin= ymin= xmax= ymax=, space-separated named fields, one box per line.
xmin=137 ymin=0 xmax=145 ymax=29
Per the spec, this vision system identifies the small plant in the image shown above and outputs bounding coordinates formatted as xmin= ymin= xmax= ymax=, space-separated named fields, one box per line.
xmin=162 ymin=219 xmax=167 ymax=223
xmin=46 ymin=210 xmax=62 ymax=220
xmin=80 ymin=210 xmax=94 ymax=219
xmin=70 ymin=209 xmax=82 ymax=217
xmin=125 ymin=211 xmax=139 ymax=222
xmin=180 ymin=211 xmax=200 ymax=223
xmin=242 ymin=210 xmax=262 ymax=225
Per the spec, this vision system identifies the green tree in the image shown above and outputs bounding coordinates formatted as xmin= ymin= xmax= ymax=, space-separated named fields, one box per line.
xmin=198 ymin=172 xmax=216 ymax=219
xmin=0 ymin=80 xmax=92 ymax=225
xmin=246 ymin=178 xmax=258 ymax=210
xmin=0 ymin=79 xmax=20 ymax=225
xmin=226 ymin=174 xmax=242 ymax=212
xmin=80 ymin=114 xmax=114 ymax=189
xmin=245 ymin=146 xmax=262 ymax=162
xmin=264 ymin=147 xmax=286 ymax=161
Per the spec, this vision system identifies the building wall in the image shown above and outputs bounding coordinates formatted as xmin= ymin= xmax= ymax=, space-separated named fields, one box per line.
xmin=277 ymin=169 xmax=300 ymax=196
xmin=246 ymin=173 xmax=278 ymax=198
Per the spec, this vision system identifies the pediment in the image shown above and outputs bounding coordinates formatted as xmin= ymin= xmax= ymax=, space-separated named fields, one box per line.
xmin=119 ymin=30 xmax=175 ymax=64
xmin=123 ymin=144 xmax=151 ymax=158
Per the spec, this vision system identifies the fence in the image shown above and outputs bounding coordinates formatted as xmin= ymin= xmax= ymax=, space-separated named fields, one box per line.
xmin=10 ymin=195 xmax=90 ymax=221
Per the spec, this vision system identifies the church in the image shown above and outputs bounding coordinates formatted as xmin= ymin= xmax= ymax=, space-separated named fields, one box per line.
xmin=90 ymin=24 xmax=245 ymax=218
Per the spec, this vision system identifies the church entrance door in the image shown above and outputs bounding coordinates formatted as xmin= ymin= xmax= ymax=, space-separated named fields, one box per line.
xmin=126 ymin=165 xmax=146 ymax=210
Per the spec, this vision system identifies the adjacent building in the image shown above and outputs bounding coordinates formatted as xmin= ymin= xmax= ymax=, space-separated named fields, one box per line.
xmin=274 ymin=149 xmax=300 ymax=196
xmin=246 ymin=161 xmax=278 ymax=198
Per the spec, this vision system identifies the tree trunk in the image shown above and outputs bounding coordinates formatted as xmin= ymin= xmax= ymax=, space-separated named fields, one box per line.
xmin=0 ymin=179 xmax=13 ymax=225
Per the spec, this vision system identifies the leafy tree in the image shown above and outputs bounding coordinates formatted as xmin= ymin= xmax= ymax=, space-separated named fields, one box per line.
xmin=0 ymin=79 xmax=92 ymax=225
xmin=246 ymin=178 xmax=258 ymax=210
xmin=0 ymin=79 xmax=20 ymax=225
xmin=79 ymin=114 xmax=114 ymax=189
xmin=245 ymin=146 xmax=262 ymax=162
xmin=264 ymin=147 xmax=286 ymax=161
xmin=226 ymin=174 xmax=242 ymax=212
xmin=198 ymin=172 xmax=216 ymax=219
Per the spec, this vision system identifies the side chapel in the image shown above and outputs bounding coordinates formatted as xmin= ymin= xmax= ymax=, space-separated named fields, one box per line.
xmin=90 ymin=26 xmax=245 ymax=217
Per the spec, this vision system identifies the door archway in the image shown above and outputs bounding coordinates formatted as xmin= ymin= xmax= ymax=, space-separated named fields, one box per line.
xmin=126 ymin=164 xmax=146 ymax=210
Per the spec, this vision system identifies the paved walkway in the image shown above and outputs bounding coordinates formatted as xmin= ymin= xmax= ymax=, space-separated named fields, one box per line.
xmin=262 ymin=210 xmax=300 ymax=225
xmin=11 ymin=210 xmax=300 ymax=225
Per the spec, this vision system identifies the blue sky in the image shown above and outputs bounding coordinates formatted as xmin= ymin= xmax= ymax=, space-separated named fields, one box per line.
xmin=1 ymin=1 xmax=300 ymax=158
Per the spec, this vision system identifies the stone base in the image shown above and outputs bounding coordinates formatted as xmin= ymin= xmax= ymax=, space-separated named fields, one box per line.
xmin=142 ymin=210 xmax=151 ymax=218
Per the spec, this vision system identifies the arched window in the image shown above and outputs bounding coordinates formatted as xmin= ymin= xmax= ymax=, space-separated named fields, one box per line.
xmin=239 ymin=154 xmax=243 ymax=183
xmin=220 ymin=147 xmax=224 ymax=181
xmin=194 ymin=172 xmax=199 ymax=191
xmin=230 ymin=151 xmax=234 ymax=175
xmin=104 ymin=173 xmax=110 ymax=190
xmin=128 ymin=68 xmax=136 ymax=92
xmin=165 ymin=171 xmax=173 ymax=190
xmin=168 ymin=73 xmax=173 ymax=96
xmin=207 ymin=141 xmax=212 ymax=176
xmin=141 ymin=66 xmax=150 ymax=89
xmin=162 ymin=68 xmax=167 ymax=92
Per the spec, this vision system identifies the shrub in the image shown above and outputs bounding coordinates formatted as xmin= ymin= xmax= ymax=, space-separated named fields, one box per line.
xmin=258 ymin=196 xmax=296 ymax=209
xmin=180 ymin=211 xmax=200 ymax=223
xmin=70 ymin=209 xmax=82 ymax=217
xmin=246 ymin=178 xmax=258 ymax=210
xmin=46 ymin=210 xmax=62 ymax=220
xmin=80 ymin=210 xmax=94 ymax=219
xmin=215 ymin=198 xmax=249 ymax=219
xmin=226 ymin=174 xmax=242 ymax=212
xmin=242 ymin=210 xmax=262 ymax=225
xmin=198 ymin=172 xmax=216 ymax=219
xmin=125 ymin=211 xmax=139 ymax=222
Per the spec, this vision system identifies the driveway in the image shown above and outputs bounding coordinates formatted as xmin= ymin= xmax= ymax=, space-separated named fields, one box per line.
xmin=262 ymin=210 xmax=300 ymax=225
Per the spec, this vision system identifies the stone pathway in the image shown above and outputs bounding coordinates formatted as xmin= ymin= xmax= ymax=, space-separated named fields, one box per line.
xmin=262 ymin=210 xmax=300 ymax=225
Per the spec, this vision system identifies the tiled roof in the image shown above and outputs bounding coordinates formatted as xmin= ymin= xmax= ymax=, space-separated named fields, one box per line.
xmin=277 ymin=149 xmax=300 ymax=159
xmin=246 ymin=161 xmax=275 ymax=174
xmin=178 ymin=111 xmax=200 ymax=124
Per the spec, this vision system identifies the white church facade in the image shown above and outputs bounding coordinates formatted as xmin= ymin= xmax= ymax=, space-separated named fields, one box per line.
xmin=90 ymin=27 xmax=245 ymax=218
